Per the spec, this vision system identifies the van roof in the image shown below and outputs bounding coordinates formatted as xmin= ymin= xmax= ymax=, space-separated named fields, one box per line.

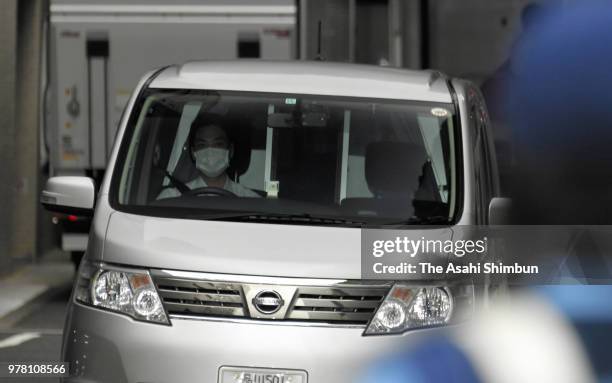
xmin=149 ymin=60 xmax=453 ymax=103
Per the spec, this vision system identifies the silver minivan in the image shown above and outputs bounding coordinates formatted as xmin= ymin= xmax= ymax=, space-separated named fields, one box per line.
xmin=42 ymin=60 xmax=504 ymax=383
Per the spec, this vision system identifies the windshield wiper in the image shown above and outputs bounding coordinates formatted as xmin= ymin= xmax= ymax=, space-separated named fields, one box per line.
xmin=195 ymin=212 xmax=366 ymax=227
xmin=383 ymin=215 xmax=452 ymax=226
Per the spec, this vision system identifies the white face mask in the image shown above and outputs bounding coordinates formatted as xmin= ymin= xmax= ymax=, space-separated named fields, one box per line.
xmin=194 ymin=147 xmax=230 ymax=178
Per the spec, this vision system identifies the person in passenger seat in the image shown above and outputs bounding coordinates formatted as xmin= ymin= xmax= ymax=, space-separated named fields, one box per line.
xmin=158 ymin=117 xmax=260 ymax=199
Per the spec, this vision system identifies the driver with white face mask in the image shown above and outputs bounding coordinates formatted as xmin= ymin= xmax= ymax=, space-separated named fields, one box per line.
xmin=158 ymin=120 xmax=260 ymax=199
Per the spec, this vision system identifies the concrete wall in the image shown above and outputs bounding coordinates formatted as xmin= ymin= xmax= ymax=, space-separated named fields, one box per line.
xmin=15 ymin=0 xmax=47 ymax=262
xmin=428 ymin=0 xmax=529 ymax=81
xmin=301 ymin=0 xmax=351 ymax=61
xmin=299 ymin=0 xmax=423 ymax=69
xmin=0 ymin=0 xmax=48 ymax=275
xmin=0 ymin=0 xmax=18 ymax=274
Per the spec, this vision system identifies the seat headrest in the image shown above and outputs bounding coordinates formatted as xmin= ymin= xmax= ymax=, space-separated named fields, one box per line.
xmin=365 ymin=141 xmax=427 ymax=196
xmin=226 ymin=125 xmax=251 ymax=179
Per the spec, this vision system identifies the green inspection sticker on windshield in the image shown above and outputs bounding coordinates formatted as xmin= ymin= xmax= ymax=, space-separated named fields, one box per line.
xmin=285 ymin=98 xmax=297 ymax=105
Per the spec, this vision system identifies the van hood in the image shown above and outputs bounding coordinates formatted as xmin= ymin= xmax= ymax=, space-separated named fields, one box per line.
xmin=103 ymin=211 xmax=453 ymax=279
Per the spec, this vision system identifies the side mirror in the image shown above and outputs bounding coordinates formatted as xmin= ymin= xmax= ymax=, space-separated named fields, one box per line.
xmin=40 ymin=176 xmax=95 ymax=216
xmin=488 ymin=197 xmax=512 ymax=225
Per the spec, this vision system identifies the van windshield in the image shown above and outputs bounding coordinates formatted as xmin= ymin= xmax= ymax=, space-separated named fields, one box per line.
xmin=112 ymin=89 xmax=458 ymax=226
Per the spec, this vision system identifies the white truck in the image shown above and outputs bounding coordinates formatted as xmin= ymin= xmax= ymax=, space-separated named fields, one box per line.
xmin=43 ymin=0 xmax=296 ymax=263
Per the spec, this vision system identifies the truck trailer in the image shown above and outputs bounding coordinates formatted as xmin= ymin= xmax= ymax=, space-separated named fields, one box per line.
xmin=43 ymin=0 xmax=296 ymax=263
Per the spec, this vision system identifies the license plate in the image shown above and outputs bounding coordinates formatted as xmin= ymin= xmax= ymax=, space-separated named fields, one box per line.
xmin=218 ymin=366 xmax=307 ymax=383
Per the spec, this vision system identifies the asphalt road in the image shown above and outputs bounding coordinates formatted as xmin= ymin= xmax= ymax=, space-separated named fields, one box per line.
xmin=0 ymin=286 xmax=71 ymax=382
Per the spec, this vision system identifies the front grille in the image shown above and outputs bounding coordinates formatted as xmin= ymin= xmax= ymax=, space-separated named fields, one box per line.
xmin=153 ymin=272 xmax=390 ymax=326
xmin=288 ymin=287 xmax=387 ymax=324
xmin=156 ymin=278 xmax=246 ymax=317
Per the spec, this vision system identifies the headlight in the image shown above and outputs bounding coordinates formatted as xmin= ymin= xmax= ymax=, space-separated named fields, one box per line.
xmin=75 ymin=260 xmax=169 ymax=325
xmin=364 ymin=284 xmax=473 ymax=335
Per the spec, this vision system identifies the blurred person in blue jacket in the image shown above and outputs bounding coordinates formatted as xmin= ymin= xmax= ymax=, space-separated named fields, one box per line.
xmin=507 ymin=0 xmax=612 ymax=281
xmin=507 ymin=0 xmax=612 ymax=225
xmin=357 ymin=292 xmax=598 ymax=383
xmin=358 ymin=2 xmax=612 ymax=382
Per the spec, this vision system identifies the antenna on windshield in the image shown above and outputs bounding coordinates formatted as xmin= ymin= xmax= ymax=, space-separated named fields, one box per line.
xmin=315 ymin=20 xmax=325 ymax=61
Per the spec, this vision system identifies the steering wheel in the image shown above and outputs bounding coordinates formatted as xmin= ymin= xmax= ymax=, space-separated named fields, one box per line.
xmin=183 ymin=186 xmax=237 ymax=198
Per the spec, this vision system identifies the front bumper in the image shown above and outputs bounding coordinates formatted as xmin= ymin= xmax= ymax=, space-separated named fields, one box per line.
xmin=62 ymin=302 xmax=441 ymax=383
